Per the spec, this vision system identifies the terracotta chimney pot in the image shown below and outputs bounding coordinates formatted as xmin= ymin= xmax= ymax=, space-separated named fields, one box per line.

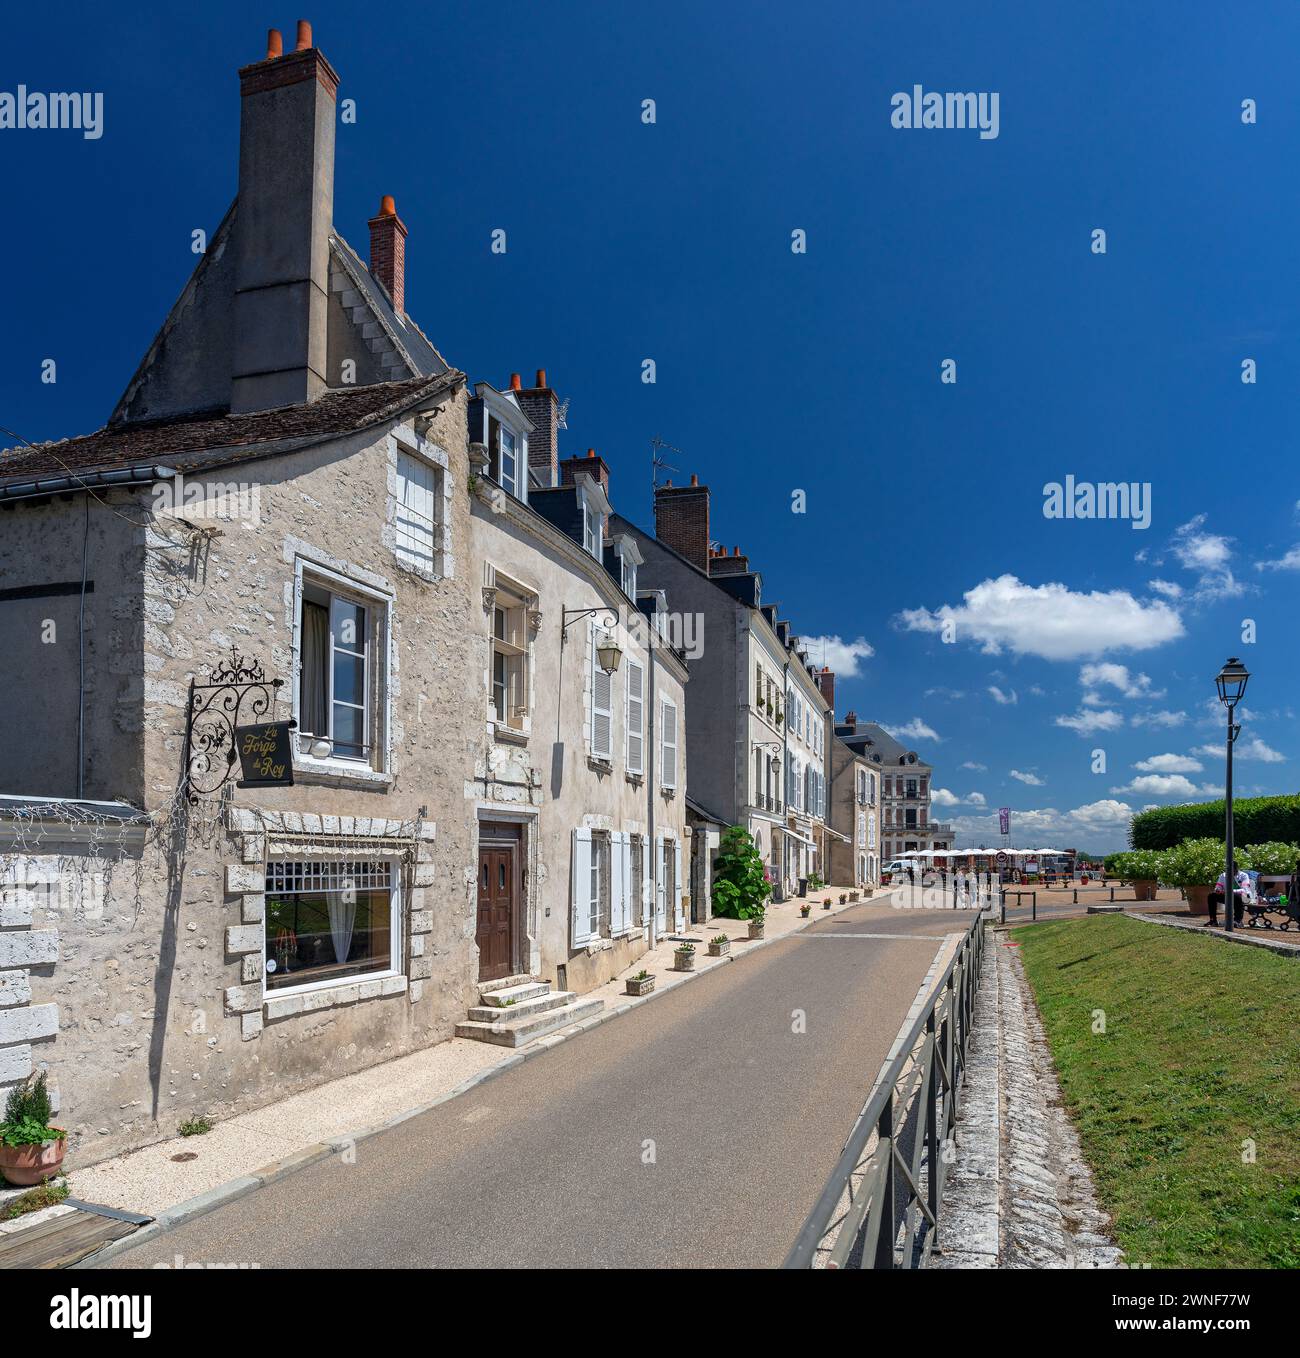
xmin=295 ymin=19 xmax=313 ymax=51
xmin=266 ymin=28 xmax=284 ymax=58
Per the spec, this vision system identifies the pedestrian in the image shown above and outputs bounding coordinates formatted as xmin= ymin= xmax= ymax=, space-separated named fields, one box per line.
xmin=1207 ymin=867 xmax=1254 ymax=927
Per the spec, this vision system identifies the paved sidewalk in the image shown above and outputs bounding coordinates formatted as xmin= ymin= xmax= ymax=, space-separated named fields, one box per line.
xmin=65 ymin=882 xmax=889 ymax=1224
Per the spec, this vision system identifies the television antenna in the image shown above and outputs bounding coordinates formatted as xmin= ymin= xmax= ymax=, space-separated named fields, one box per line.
xmin=650 ymin=436 xmax=681 ymax=499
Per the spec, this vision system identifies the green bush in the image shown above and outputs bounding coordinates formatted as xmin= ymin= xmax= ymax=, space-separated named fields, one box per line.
xmin=1159 ymin=838 xmax=1228 ymax=889
xmin=709 ymin=826 xmax=772 ymax=920
xmin=1131 ymin=794 xmax=1300 ymax=851
xmin=1107 ymin=849 xmax=1165 ymax=882
xmin=1240 ymin=842 xmax=1300 ymax=876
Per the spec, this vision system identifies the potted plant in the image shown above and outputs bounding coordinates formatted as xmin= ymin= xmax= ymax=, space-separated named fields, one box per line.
xmin=1242 ymin=842 xmax=1299 ymax=897
xmin=673 ymin=942 xmax=696 ymax=972
xmin=709 ymin=826 xmax=774 ymax=924
xmin=1160 ymin=838 xmax=1228 ymax=916
xmin=748 ymin=910 xmax=766 ymax=940
xmin=1109 ymin=849 xmax=1164 ymax=901
xmin=1 ymin=1073 xmax=66 ymax=1187
xmin=625 ymin=969 xmax=655 ymax=997
xmin=799 ymin=902 xmax=811 ymax=917
xmin=708 ymin=934 xmax=731 ymax=957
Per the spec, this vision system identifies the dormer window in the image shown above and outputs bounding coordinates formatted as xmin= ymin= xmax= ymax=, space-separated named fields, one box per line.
xmin=497 ymin=426 xmax=519 ymax=497
xmin=574 ymin=473 xmax=612 ymax=564
xmin=611 ymin=533 xmax=643 ymax=600
xmin=582 ymin=501 xmax=599 ymax=556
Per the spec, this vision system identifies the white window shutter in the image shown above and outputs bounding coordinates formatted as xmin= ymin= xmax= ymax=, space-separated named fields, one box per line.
xmin=654 ymin=834 xmax=666 ymax=929
xmin=673 ymin=840 xmax=683 ymax=930
xmin=661 ymin=699 xmax=678 ymax=789
xmin=572 ymin=828 xmax=593 ymax=946
xmin=591 ymin=625 xmax=612 ymax=759
xmin=610 ymin=832 xmax=626 ymax=935
xmin=625 ymin=659 xmax=644 ymax=774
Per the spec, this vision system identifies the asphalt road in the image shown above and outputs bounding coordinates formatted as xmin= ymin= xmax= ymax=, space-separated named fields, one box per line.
xmin=107 ymin=900 xmax=958 ymax=1270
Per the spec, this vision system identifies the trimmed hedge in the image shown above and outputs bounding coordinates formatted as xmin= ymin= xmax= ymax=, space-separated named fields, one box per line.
xmin=1130 ymin=794 xmax=1300 ymax=851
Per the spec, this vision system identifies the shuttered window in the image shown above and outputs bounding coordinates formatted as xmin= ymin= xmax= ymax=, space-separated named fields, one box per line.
xmin=625 ymin=658 xmax=644 ymax=774
xmin=660 ymin=697 xmax=678 ymax=789
xmin=590 ymin=623 xmax=613 ymax=760
xmin=395 ymin=451 xmax=438 ymax=575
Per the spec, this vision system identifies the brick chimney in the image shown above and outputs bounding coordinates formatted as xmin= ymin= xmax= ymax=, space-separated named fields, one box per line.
xmin=816 ymin=666 xmax=835 ymax=712
xmin=559 ymin=448 xmax=610 ymax=497
xmin=843 ymin=709 xmax=858 ymax=733
xmin=232 ymin=20 xmax=338 ymax=413
xmin=708 ymin=544 xmax=750 ymax=577
xmin=516 ymin=369 xmax=560 ymax=486
xmin=654 ymin=474 xmax=710 ymax=573
xmin=368 ymin=194 xmax=407 ymax=315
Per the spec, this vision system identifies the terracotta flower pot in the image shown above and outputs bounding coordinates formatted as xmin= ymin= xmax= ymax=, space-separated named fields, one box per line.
xmin=1184 ymin=885 xmax=1211 ymax=916
xmin=1133 ymin=879 xmax=1158 ymax=902
xmin=0 ymin=1135 xmax=66 ymax=1186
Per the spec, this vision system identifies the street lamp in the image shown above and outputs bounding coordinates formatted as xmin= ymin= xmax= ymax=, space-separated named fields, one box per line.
xmin=1215 ymin=656 xmax=1250 ymax=932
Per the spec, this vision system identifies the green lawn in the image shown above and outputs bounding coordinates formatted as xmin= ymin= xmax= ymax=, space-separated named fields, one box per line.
xmin=1013 ymin=915 xmax=1300 ymax=1268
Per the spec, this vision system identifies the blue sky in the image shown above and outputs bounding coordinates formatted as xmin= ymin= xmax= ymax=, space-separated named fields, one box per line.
xmin=3 ymin=0 xmax=1297 ymax=850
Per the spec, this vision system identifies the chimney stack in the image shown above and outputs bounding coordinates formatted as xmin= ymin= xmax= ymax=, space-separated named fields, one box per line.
xmin=654 ymin=474 xmax=710 ymax=573
xmin=368 ymin=194 xmax=408 ymax=316
xmin=816 ymin=666 xmax=835 ymax=712
xmin=844 ymin=709 xmax=858 ymax=732
xmin=232 ymin=20 xmax=338 ymax=413
xmin=516 ymin=369 xmax=560 ymax=486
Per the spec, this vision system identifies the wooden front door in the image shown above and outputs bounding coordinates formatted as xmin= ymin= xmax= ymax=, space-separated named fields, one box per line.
xmin=476 ymin=824 xmax=519 ymax=982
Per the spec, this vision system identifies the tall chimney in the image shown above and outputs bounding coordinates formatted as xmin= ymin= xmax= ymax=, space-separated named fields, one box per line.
xmin=368 ymin=195 xmax=408 ymax=315
xmin=816 ymin=666 xmax=835 ymax=713
xmin=654 ymin=474 xmax=710 ymax=573
xmin=516 ymin=369 xmax=560 ymax=486
xmin=231 ymin=22 xmax=339 ymax=413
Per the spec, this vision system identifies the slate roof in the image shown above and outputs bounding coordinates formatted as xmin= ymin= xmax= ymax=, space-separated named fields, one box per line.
xmin=0 ymin=372 xmax=462 ymax=493
xmin=836 ymin=720 xmax=922 ymax=763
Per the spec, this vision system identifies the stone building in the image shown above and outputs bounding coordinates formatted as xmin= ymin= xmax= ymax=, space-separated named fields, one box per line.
xmin=461 ymin=377 xmax=689 ymax=1018
xmin=0 ymin=24 xmax=686 ymax=1163
xmin=614 ymin=475 xmax=830 ymax=902
xmin=834 ymin=716 xmax=953 ymax=860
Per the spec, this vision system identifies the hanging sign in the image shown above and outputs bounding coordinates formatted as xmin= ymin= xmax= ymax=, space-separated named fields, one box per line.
xmin=998 ymin=807 xmax=1011 ymax=836
xmin=234 ymin=720 xmax=296 ymax=788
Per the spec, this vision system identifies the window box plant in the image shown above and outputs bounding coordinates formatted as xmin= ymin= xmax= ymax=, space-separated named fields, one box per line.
xmin=673 ymin=942 xmax=696 ymax=972
xmin=625 ymin=970 xmax=655 ymax=997
xmin=1 ymin=1073 xmax=66 ymax=1187
xmin=708 ymin=934 xmax=731 ymax=957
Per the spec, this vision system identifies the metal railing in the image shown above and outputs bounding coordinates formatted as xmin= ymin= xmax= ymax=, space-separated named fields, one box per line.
xmin=783 ymin=909 xmax=987 ymax=1269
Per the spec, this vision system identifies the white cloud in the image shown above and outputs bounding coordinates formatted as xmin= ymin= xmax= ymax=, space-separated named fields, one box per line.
xmin=987 ymin=685 xmax=1018 ymax=705
xmin=966 ymin=791 xmax=987 ymax=806
xmin=1192 ymin=736 xmax=1284 ymax=763
xmin=947 ymin=800 xmax=1134 ymax=850
xmin=1055 ymin=708 xmax=1124 ymax=735
xmin=798 ymin=634 xmax=874 ymax=677
xmin=1149 ymin=579 xmax=1183 ymax=598
xmin=1255 ymin=546 xmax=1300 ymax=572
xmin=1169 ymin=516 xmax=1247 ymax=602
xmin=933 ymin=788 xmax=987 ymax=808
xmin=924 ymin=686 xmax=966 ymax=700
xmin=883 ymin=717 xmax=940 ymax=744
xmin=1078 ymin=663 xmax=1163 ymax=699
xmin=1134 ymin=753 xmax=1203 ymax=774
xmin=895 ymin=575 xmax=1184 ymax=661
xmin=1009 ymin=769 xmax=1045 ymax=786
xmin=961 ymin=761 xmax=987 ymax=771
xmin=1130 ymin=709 xmax=1187 ymax=729
xmin=1110 ymin=773 xmax=1204 ymax=798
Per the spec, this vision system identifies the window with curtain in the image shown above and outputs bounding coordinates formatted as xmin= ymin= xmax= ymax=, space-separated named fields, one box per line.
xmin=299 ymin=580 xmax=374 ymax=763
xmin=264 ymin=860 xmax=395 ymax=992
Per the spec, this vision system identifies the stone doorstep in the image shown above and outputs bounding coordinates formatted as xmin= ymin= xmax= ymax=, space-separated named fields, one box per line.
xmin=465 ymin=989 xmax=577 ymax=1023
xmin=478 ymin=980 xmax=549 ymax=1007
xmin=455 ymin=995 xmax=604 ymax=1047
